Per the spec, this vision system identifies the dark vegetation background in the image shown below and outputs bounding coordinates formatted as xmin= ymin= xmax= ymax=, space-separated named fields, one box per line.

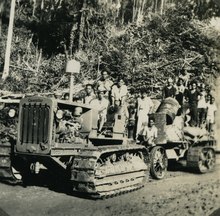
xmin=0 ymin=0 xmax=220 ymax=95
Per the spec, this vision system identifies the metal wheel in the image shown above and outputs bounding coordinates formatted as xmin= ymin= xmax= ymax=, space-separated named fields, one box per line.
xmin=198 ymin=148 xmax=216 ymax=173
xmin=150 ymin=146 xmax=168 ymax=179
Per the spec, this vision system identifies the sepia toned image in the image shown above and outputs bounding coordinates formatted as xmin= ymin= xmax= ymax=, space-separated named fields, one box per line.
xmin=0 ymin=0 xmax=220 ymax=215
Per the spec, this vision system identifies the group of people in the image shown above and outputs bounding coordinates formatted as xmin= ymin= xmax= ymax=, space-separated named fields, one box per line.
xmin=162 ymin=73 xmax=217 ymax=133
xmin=56 ymin=69 xmax=217 ymax=146
xmin=84 ymin=71 xmax=128 ymax=133
xmin=80 ymin=71 xmax=157 ymax=145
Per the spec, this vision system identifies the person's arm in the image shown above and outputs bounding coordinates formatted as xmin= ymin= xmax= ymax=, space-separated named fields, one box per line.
xmin=154 ymin=127 xmax=158 ymax=139
xmin=100 ymin=100 xmax=109 ymax=114
xmin=111 ymin=85 xmax=116 ymax=105
xmin=172 ymin=86 xmax=177 ymax=97
xmin=162 ymin=87 xmax=165 ymax=100
xmin=105 ymin=80 xmax=113 ymax=91
xmin=136 ymin=99 xmax=140 ymax=117
xmin=120 ymin=85 xmax=128 ymax=105
xmin=149 ymin=98 xmax=154 ymax=113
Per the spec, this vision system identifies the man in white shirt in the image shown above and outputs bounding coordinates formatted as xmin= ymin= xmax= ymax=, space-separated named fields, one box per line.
xmin=96 ymin=71 xmax=113 ymax=96
xmin=111 ymin=78 xmax=128 ymax=105
xmin=90 ymin=89 xmax=109 ymax=133
xmin=141 ymin=117 xmax=158 ymax=146
xmin=136 ymin=89 xmax=154 ymax=140
xmin=197 ymin=84 xmax=207 ymax=128
xmin=206 ymin=97 xmax=217 ymax=133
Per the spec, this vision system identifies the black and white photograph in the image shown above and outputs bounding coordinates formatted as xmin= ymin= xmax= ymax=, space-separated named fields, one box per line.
xmin=0 ymin=0 xmax=220 ymax=215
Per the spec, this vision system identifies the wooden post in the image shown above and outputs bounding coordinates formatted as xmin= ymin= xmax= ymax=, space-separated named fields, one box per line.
xmin=69 ymin=73 xmax=74 ymax=102
xmin=2 ymin=0 xmax=16 ymax=80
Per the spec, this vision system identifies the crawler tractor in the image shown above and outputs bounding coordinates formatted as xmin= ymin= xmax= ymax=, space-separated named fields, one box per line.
xmin=0 ymin=96 xmax=149 ymax=198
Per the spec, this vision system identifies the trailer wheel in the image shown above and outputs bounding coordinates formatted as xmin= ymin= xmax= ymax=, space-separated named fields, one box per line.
xmin=150 ymin=146 xmax=168 ymax=179
xmin=197 ymin=148 xmax=216 ymax=173
xmin=187 ymin=147 xmax=216 ymax=173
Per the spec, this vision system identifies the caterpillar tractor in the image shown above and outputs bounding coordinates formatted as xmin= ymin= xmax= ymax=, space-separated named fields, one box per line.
xmin=0 ymin=96 xmax=149 ymax=198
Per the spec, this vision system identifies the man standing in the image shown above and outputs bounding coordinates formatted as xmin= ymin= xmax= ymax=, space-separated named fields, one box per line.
xmin=111 ymin=78 xmax=128 ymax=105
xmin=185 ymin=82 xmax=199 ymax=127
xmin=175 ymin=78 xmax=185 ymax=106
xmin=179 ymin=70 xmax=190 ymax=87
xmin=136 ymin=89 xmax=154 ymax=141
xmin=197 ymin=84 xmax=207 ymax=128
xmin=206 ymin=96 xmax=217 ymax=133
xmin=162 ymin=78 xmax=176 ymax=99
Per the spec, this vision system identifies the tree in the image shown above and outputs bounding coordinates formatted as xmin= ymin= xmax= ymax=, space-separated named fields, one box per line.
xmin=2 ymin=0 xmax=16 ymax=80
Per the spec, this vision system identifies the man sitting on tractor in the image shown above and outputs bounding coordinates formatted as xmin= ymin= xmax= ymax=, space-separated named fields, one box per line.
xmin=90 ymin=88 xmax=109 ymax=133
xmin=137 ymin=117 xmax=158 ymax=146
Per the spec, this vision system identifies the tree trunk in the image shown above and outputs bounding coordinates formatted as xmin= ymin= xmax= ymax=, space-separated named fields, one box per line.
xmin=0 ymin=0 xmax=5 ymax=37
xmin=2 ymin=0 xmax=16 ymax=80
xmin=160 ymin=0 xmax=164 ymax=15
xmin=78 ymin=0 xmax=86 ymax=51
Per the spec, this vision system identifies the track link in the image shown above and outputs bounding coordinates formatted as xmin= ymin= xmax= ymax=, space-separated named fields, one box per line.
xmin=0 ymin=142 xmax=22 ymax=184
xmin=70 ymin=146 xmax=148 ymax=199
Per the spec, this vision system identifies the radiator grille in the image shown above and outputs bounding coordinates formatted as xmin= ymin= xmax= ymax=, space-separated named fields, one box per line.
xmin=20 ymin=103 xmax=50 ymax=144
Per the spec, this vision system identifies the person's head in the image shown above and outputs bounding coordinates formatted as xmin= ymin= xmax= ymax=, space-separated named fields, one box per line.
xmin=181 ymin=69 xmax=186 ymax=75
xmin=73 ymin=95 xmax=81 ymax=103
xmin=148 ymin=117 xmax=155 ymax=127
xmin=191 ymin=82 xmax=197 ymax=90
xmin=54 ymin=92 xmax=63 ymax=99
xmin=210 ymin=97 xmax=215 ymax=104
xmin=167 ymin=78 xmax=173 ymax=86
xmin=73 ymin=106 xmax=83 ymax=117
xmin=85 ymin=84 xmax=93 ymax=95
xmin=63 ymin=93 xmax=69 ymax=100
xmin=178 ymin=78 xmax=184 ymax=86
xmin=200 ymin=83 xmax=205 ymax=91
xmin=205 ymin=85 xmax=211 ymax=94
xmin=141 ymin=88 xmax=147 ymax=99
xmin=101 ymin=71 xmax=109 ymax=80
xmin=129 ymin=87 xmax=135 ymax=95
xmin=97 ymin=90 xmax=105 ymax=100
xmin=206 ymin=94 xmax=212 ymax=103
xmin=114 ymin=99 xmax=120 ymax=107
xmin=117 ymin=78 xmax=125 ymax=88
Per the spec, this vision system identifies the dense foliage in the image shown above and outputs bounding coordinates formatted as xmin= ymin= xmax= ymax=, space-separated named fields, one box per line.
xmin=0 ymin=0 xmax=220 ymax=95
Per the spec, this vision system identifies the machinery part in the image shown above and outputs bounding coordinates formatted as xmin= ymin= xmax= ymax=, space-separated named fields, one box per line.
xmin=156 ymin=97 xmax=180 ymax=124
xmin=187 ymin=147 xmax=216 ymax=173
xmin=70 ymin=147 xmax=148 ymax=199
xmin=150 ymin=146 xmax=168 ymax=179
xmin=0 ymin=142 xmax=22 ymax=184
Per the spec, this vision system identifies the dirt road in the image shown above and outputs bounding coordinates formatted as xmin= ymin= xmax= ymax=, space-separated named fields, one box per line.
xmin=0 ymin=160 xmax=219 ymax=216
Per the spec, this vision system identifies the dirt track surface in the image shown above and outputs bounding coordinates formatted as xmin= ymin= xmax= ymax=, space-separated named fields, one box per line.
xmin=0 ymin=159 xmax=220 ymax=216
